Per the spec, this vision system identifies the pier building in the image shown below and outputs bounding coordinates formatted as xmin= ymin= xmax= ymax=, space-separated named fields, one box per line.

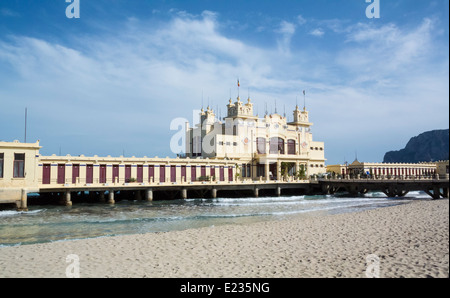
xmin=186 ymin=96 xmax=326 ymax=180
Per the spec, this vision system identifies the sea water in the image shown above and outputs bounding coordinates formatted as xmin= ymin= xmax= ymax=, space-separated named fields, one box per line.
xmin=0 ymin=191 xmax=430 ymax=247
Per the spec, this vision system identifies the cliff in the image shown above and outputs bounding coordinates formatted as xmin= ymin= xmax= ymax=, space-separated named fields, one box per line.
xmin=383 ymin=129 xmax=449 ymax=163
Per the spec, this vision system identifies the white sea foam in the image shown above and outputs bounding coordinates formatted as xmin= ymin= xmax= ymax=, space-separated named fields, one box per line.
xmin=0 ymin=209 xmax=44 ymax=217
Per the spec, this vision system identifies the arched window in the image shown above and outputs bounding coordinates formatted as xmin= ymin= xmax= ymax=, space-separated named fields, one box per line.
xmin=269 ymin=137 xmax=278 ymax=154
xmin=257 ymin=137 xmax=266 ymax=154
xmin=287 ymin=139 xmax=296 ymax=155
xmin=278 ymin=138 xmax=285 ymax=155
xmin=270 ymin=137 xmax=284 ymax=154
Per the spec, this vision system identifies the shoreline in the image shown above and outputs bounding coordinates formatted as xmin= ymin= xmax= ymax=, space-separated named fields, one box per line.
xmin=0 ymin=199 xmax=448 ymax=278
xmin=0 ymin=194 xmax=416 ymax=247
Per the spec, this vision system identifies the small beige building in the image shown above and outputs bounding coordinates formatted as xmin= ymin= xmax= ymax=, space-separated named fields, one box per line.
xmin=0 ymin=140 xmax=41 ymax=210
xmin=436 ymin=160 xmax=449 ymax=177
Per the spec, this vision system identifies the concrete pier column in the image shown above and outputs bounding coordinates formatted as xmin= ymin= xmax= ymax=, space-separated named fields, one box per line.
xmin=276 ymin=186 xmax=281 ymax=197
xmin=65 ymin=191 xmax=72 ymax=206
xmin=444 ymin=187 xmax=449 ymax=199
xmin=17 ymin=189 xmax=28 ymax=211
xmin=108 ymin=191 xmax=115 ymax=204
xmin=211 ymin=188 xmax=217 ymax=198
xmin=428 ymin=187 xmax=441 ymax=200
xmin=254 ymin=187 xmax=259 ymax=198
xmin=181 ymin=189 xmax=187 ymax=199
xmin=146 ymin=189 xmax=153 ymax=201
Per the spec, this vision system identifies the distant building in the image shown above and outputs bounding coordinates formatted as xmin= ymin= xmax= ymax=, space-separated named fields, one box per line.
xmin=185 ymin=96 xmax=326 ymax=180
xmin=326 ymin=159 xmax=448 ymax=178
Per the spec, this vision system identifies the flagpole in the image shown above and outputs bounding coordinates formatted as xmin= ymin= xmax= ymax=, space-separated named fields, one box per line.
xmin=237 ymin=78 xmax=240 ymax=98
xmin=303 ymin=90 xmax=306 ymax=110
xmin=24 ymin=107 xmax=27 ymax=143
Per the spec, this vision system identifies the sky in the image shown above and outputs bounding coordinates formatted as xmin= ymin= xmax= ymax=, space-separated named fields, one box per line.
xmin=0 ymin=0 xmax=448 ymax=165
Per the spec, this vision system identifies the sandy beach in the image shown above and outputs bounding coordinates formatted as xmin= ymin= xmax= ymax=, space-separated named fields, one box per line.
xmin=0 ymin=199 xmax=448 ymax=278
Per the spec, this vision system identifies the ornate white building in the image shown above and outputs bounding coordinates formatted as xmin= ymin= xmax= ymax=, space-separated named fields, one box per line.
xmin=185 ymin=95 xmax=326 ymax=180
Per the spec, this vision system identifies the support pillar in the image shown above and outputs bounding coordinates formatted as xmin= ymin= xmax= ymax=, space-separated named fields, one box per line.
xmin=433 ymin=187 xmax=441 ymax=200
xmin=181 ymin=188 xmax=187 ymax=199
xmin=254 ymin=187 xmax=259 ymax=198
xmin=276 ymin=186 xmax=281 ymax=197
xmin=211 ymin=188 xmax=217 ymax=199
xmin=146 ymin=189 xmax=153 ymax=201
xmin=276 ymin=161 xmax=281 ymax=181
xmin=108 ymin=191 xmax=115 ymax=204
xmin=17 ymin=189 xmax=28 ymax=211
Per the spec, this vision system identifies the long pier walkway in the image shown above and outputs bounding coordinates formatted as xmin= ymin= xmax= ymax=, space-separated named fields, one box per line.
xmin=21 ymin=175 xmax=449 ymax=209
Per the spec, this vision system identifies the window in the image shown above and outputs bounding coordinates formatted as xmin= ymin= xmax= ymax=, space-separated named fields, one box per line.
xmin=257 ymin=138 xmax=266 ymax=154
xmin=192 ymin=136 xmax=202 ymax=157
xmin=13 ymin=153 xmax=25 ymax=178
xmin=287 ymin=139 xmax=296 ymax=155
xmin=278 ymin=138 xmax=285 ymax=154
xmin=0 ymin=153 xmax=3 ymax=178
xmin=269 ymin=137 xmax=284 ymax=154
xmin=269 ymin=138 xmax=277 ymax=154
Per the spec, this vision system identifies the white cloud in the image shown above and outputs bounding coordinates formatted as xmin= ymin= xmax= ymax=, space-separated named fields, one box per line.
xmin=0 ymin=12 xmax=289 ymax=156
xmin=297 ymin=15 xmax=307 ymax=25
xmin=309 ymin=28 xmax=325 ymax=37
xmin=0 ymin=12 xmax=447 ymax=164
xmin=337 ymin=18 xmax=437 ymax=84
xmin=276 ymin=21 xmax=296 ymax=55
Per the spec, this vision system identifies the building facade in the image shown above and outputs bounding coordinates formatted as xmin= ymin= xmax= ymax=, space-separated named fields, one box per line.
xmin=326 ymin=159 xmax=448 ymax=178
xmin=186 ymin=96 xmax=326 ymax=180
xmin=0 ymin=140 xmax=41 ymax=209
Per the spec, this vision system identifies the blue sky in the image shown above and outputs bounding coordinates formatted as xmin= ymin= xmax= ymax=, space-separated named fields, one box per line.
xmin=0 ymin=0 xmax=448 ymax=165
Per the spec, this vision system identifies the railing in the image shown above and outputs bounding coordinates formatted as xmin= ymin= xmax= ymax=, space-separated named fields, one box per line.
xmin=318 ymin=173 xmax=449 ymax=182
xmin=36 ymin=173 xmax=449 ymax=189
